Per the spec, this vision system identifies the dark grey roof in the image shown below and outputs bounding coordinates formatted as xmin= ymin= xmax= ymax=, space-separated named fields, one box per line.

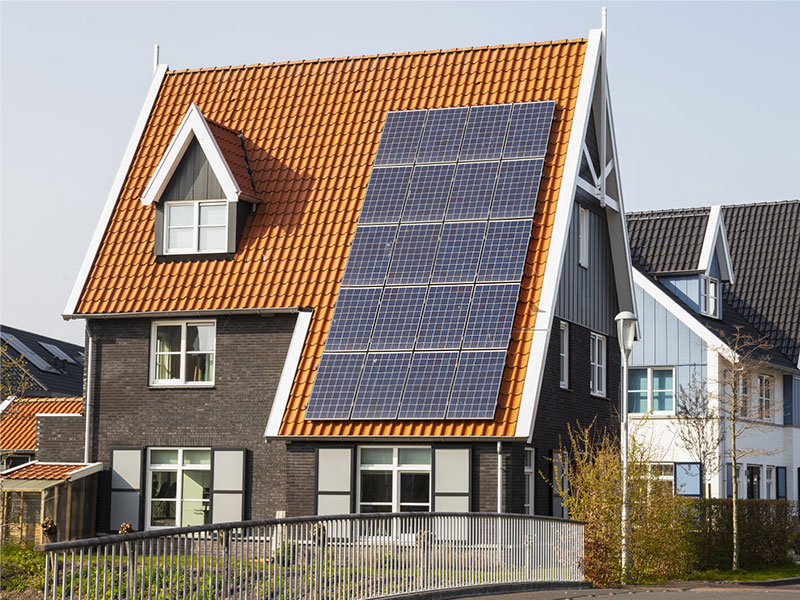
xmin=0 ymin=325 xmax=84 ymax=397
xmin=627 ymin=207 xmax=709 ymax=274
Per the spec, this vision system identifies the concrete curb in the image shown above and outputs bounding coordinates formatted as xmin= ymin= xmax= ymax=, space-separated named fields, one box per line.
xmin=727 ymin=576 xmax=800 ymax=587
xmin=381 ymin=581 xmax=592 ymax=600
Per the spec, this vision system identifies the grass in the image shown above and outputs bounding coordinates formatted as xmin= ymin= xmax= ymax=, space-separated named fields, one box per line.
xmin=0 ymin=542 xmax=46 ymax=592
xmin=685 ymin=562 xmax=800 ymax=582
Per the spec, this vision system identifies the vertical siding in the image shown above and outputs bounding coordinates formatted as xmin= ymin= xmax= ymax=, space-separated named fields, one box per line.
xmin=661 ymin=276 xmax=701 ymax=313
xmin=709 ymin=253 xmax=721 ymax=279
xmin=161 ymin=137 xmax=224 ymax=201
xmin=554 ymin=196 xmax=618 ymax=335
xmin=794 ymin=376 xmax=800 ymax=427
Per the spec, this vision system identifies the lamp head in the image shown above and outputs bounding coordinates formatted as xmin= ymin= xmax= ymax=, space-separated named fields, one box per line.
xmin=615 ymin=311 xmax=637 ymax=356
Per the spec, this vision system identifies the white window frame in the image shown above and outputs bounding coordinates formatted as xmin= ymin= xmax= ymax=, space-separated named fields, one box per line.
xmin=649 ymin=463 xmax=675 ymax=495
xmin=559 ymin=321 xmax=569 ymax=389
xmin=589 ymin=332 xmax=606 ymax=397
xmin=150 ymin=320 xmax=216 ymax=386
xmin=164 ymin=200 xmax=228 ymax=255
xmin=766 ymin=465 xmax=774 ymax=499
xmin=627 ymin=367 xmax=675 ymax=414
xmin=145 ymin=447 xmax=211 ymax=530
xmin=758 ymin=374 xmax=774 ymax=420
xmin=357 ymin=446 xmax=431 ymax=514
xmin=700 ymin=275 xmax=720 ymax=318
xmin=524 ymin=448 xmax=535 ymax=515
xmin=578 ymin=206 xmax=589 ymax=268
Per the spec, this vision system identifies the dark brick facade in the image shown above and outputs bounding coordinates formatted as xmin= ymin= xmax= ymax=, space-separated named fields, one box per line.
xmin=37 ymin=414 xmax=85 ymax=462
xmin=87 ymin=314 xmax=295 ymax=531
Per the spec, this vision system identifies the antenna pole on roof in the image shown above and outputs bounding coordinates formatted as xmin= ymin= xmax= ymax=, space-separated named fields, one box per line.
xmin=153 ymin=44 xmax=160 ymax=75
xmin=600 ymin=7 xmax=607 ymax=209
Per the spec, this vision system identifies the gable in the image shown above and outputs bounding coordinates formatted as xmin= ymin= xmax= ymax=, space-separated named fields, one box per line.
xmin=161 ymin=137 xmax=223 ymax=202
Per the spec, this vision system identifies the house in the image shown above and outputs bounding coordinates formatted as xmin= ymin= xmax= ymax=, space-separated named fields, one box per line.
xmin=626 ymin=200 xmax=800 ymax=500
xmin=63 ymin=29 xmax=637 ymax=532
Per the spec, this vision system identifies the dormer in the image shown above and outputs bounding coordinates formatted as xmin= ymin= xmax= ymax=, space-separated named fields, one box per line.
xmin=141 ymin=104 xmax=259 ymax=257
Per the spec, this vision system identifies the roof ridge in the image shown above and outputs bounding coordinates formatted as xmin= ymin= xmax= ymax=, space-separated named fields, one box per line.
xmin=165 ymin=37 xmax=588 ymax=75
xmin=627 ymin=207 xmax=710 ymax=219
xmin=723 ymin=198 xmax=800 ymax=209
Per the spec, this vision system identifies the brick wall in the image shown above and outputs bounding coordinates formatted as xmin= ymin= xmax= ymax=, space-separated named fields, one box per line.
xmin=37 ymin=414 xmax=85 ymax=462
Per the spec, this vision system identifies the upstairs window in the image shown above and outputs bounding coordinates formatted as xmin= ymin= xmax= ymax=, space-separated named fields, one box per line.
xmin=700 ymin=275 xmax=719 ymax=318
xmin=589 ymin=332 xmax=606 ymax=397
xmin=578 ymin=206 xmax=589 ymax=268
xmin=151 ymin=321 xmax=215 ymax=386
xmin=628 ymin=367 xmax=674 ymax=413
xmin=165 ymin=201 xmax=228 ymax=254
xmin=758 ymin=374 xmax=773 ymax=420
xmin=559 ymin=321 xmax=569 ymax=389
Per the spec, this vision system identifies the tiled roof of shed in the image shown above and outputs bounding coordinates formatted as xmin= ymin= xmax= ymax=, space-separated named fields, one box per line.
xmin=3 ymin=463 xmax=86 ymax=480
xmin=627 ymin=208 xmax=709 ymax=274
xmin=0 ymin=397 xmax=83 ymax=451
xmin=73 ymin=39 xmax=589 ymax=437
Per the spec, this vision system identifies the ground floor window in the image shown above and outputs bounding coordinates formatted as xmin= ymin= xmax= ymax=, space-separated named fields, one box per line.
xmin=524 ymin=448 xmax=535 ymax=515
xmin=358 ymin=447 xmax=431 ymax=513
xmin=746 ymin=465 xmax=761 ymax=499
xmin=649 ymin=463 xmax=675 ymax=494
xmin=147 ymin=448 xmax=211 ymax=528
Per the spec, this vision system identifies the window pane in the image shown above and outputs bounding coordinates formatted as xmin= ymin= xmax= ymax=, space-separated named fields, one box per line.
xmin=398 ymin=448 xmax=431 ymax=466
xmin=400 ymin=473 xmax=429 ymax=504
xmin=675 ymin=463 xmax=701 ymax=496
xmin=150 ymin=501 xmax=176 ymax=527
xmin=183 ymin=449 xmax=211 ymax=466
xmin=361 ymin=448 xmax=393 ymax=465
xmin=628 ymin=391 xmax=648 ymax=413
xmin=359 ymin=504 xmax=392 ymax=514
xmin=187 ymin=324 xmax=215 ymax=352
xmin=182 ymin=470 xmax=211 ymax=500
xmin=151 ymin=450 xmax=178 ymax=466
xmin=654 ymin=391 xmax=673 ymax=412
xmin=399 ymin=505 xmax=429 ymax=512
xmin=156 ymin=326 xmax=182 ymax=353
xmin=199 ymin=226 xmax=226 ymax=252
xmin=151 ymin=470 xmax=177 ymax=498
xmin=168 ymin=204 xmax=194 ymax=227
xmin=155 ymin=353 xmax=181 ymax=380
xmin=360 ymin=472 xmax=392 ymax=503
xmin=524 ymin=449 xmax=533 ymax=468
xmin=186 ymin=353 xmax=214 ymax=382
xmin=199 ymin=203 xmax=226 ymax=226
xmin=628 ymin=368 xmax=648 ymax=391
xmin=168 ymin=227 xmax=193 ymax=250
xmin=653 ymin=369 xmax=673 ymax=391
xmin=181 ymin=500 xmax=210 ymax=526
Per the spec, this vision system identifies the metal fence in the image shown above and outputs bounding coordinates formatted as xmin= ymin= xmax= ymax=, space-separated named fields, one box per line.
xmin=36 ymin=512 xmax=585 ymax=599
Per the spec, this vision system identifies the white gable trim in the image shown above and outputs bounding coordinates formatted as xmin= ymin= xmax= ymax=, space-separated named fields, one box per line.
xmin=697 ymin=205 xmax=735 ymax=283
xmin=140 ymin=104 xmax=242 ymax=206
xmin=63 ymin=64 xmax=168 ymax=318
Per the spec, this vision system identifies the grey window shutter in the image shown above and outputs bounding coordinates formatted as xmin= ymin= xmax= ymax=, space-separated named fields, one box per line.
xmin=110 ymin=448 xmax=144 ymax=531
xmin=434 ymin=448 xmax=470 ymax=512
xmin=316 ymin=448 xmax=353 ymax=515
xmin=211 ymin=449 xmax=246 ymax=523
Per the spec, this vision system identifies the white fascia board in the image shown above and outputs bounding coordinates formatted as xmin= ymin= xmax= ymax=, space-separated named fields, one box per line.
xmin=514 ymin=29 xmax=602 ymax=439
xmin=264 ymin=310 xmax=313 ymax=437
xmin=68 ymin=462 xmax=103 ymax=481
xmin=0 ymin=399 xmax=12 ymax=415
xmin=63 ymin=64 xmax=169 ymax=318
xmin=140 ymin=104 xmax=241 ymax=206
xmin=697 ymin=205 xmax=735 ymax=283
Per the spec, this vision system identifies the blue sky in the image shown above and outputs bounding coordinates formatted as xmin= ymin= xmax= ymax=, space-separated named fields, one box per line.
xmin=2 ymin=1 xmax=798 ymax=343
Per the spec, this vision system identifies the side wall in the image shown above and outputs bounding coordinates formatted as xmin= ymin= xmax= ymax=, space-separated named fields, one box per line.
xmin=37 ymin=414 xmax=85 ymax=462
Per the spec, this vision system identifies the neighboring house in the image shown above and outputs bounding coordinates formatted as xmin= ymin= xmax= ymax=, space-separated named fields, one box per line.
xmin=64 ymin=29 xmax=637 ymax=533
xmin=626 ymin=200 xmax=800 ymax=500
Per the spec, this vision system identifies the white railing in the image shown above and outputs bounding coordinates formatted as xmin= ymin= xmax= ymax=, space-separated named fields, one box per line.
xmin=37 ymin=512 xmax=585 ymax=599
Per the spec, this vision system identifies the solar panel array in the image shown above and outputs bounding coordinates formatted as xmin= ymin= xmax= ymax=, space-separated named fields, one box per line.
xmin=305 ymin=101 xmax=555 ymax=421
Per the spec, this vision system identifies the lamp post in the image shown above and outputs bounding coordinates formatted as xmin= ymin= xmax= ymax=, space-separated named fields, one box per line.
xmin=615 ymin=310 xmax=637 ymax=583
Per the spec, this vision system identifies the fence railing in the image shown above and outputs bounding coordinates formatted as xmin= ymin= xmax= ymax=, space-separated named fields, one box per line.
xmin=36 ymin=512 xmax=585 ymax=599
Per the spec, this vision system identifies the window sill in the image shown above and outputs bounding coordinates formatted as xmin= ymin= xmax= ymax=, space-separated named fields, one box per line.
xmin=149 ymin=383 xmax=216 ymax=390
xmin=559 ymin=385 xmax=572 ymax=392
xmin=156 ymin=253 xmax=234 ymax=263
xmin=590 ymin=392 xmax=606 ymax=399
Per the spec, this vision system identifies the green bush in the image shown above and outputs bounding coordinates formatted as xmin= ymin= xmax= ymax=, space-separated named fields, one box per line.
xmin=0 ymin=542 xmax=46 ymax=592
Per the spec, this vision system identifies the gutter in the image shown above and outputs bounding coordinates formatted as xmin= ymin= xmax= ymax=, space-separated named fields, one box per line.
xmin=63 ymin=307 xmax=304 ymax=321
xmin=84 ymin=324 xmax=93 ymax=463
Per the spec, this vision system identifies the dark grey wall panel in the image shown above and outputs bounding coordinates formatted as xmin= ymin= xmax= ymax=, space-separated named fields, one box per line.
xmin=162 ymin=137 xmax=224 ymax=202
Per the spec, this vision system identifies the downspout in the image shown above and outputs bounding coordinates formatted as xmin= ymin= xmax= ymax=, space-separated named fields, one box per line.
xmin=496 ymin=441 xmax=503 ymax=513
xmin=83 ymin=323 xmax=94 ymax=463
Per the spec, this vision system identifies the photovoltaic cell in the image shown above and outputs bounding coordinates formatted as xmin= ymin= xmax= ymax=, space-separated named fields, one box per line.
xmin=370 ymin=287 xmax=427 ymax=350
xmin=397 ymin=352 xmax=458 ymax=419
xmin=431 ymin=222 xmax=485 ymax=284
xmin=341 ymin=225 xmax=397 ymax=286
xmin=446 ymin=351 xmax=506 ymax=419
xmin=324 ymin=287 xmax=382 ymax=351
xmin=416 ymin=285 xmax=472 ymax=350
xmin=359 ymin=167 xmax=412 ymax=224
xmin=304 ymin=353 xmax=365 ymax=419
xmin=386 ymin=224 xmax=441 ymax=285
xmin=373 ymin=110 xmax=427 ymax=166
xmin=503 ymin=101 xmax=555 ymax=159
xmin=490 ymin=159 xmax=544 ymax=219
xmin=463 ymin=284 xmax=519 ymax=349
xmin=401 ymin=164 xmax=456 ymax=223
xmin=477 ymin=220 xmax=532 ymax=282
xmin=350 ymin=353 xmax=412 ymax=419
xmin=459 ymin=104 xmax=512 ymax=161
xmin=416 ymin=107 xmax=468 ymax=164
xmin=446 ymin=161 xmax=499 ymax=220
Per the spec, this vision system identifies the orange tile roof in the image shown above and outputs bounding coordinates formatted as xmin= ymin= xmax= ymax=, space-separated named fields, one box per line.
xmin=0 ymin=397 xmax=83 ymax=451
xmin=74 ymin=40 xmax=588 ymax=438
xmin=206 ymin=118 xmax=259 ymax=200
xmin=3 ymin=462 xmax=85 ymax=480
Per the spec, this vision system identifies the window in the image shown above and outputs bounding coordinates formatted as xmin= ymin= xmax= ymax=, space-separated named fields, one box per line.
xmin=358 ymin=447 xmax=431 ymax=514
xmin=151 ymin=321 xmax=215 ymax=385
xmin=650 ymin=463 xmax=675 ymax=495
xmin=675 ymin=463 xmax=702 ymax=497
xmin=628 ymin=367 xmax=674 ymax=413
xmin=746 ymin=465 xmax=761 ymax=499
xmin=738 ymin=374 xmax=750 ymax=417
xmin=589 ymin=332 xmax=606 ymax=396
xmin=758 ymin=375 xmax=773 ymax=420
xmin=578 ymin=206 xmax=589 ymax=268
xmin=559 ymin=322 xmax=569 ymax=389
xmin=725 ymin=463 xmax=741 ymax=498
xmin=147 ymin=448 xmax=211 ymax=528
xmin=524 ymin=448 xmax=535 ymax=515
xmin=766 ymin=466 xmax=774 ymax=499
xmin=700 ymin=275 xmax=719 ymax=318
xmin=165 ymin=200 xmax=227 ymax=254
xmin=776 ymin=466 xmax=787 ymax=500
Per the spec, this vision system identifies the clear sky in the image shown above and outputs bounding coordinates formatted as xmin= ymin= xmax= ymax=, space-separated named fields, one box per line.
xmin=1 ymin=1 xmax=798 ymax=344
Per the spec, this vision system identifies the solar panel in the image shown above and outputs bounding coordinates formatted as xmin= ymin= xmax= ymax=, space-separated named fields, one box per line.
xmin=446 ymin=161 xmax=499 ymax=220
xmin=359 ymin=167 xmax=412 ymax=224
xmin=446 ymin=351 xmax=506 ymax=419
xmin=39 ymin=341 xmax=78 ymax=365
xmin=369 ymin=287 xmax=427 ymax=350
xmin=431 ymin=222 xmax=485 ymax=284
xmin=459 ymin=104 xmax=512 ymax=161
xmin=350 ymin=353 xmax=412 ymax=419
xmin=341 ymin=225 xmax=397 ymax=286
xmin=373 ymin=110 xmax=427 ymax=166
xmin=490 ymin=159 xmax=544 ymax=219
xmin=1 ymin=332 xmax=59 ymax=373
xmin=304 ymin=353 xmax=366 ymax=419
xmin=324 ymin=287 xmax=382 ymax=352
xmin=416 ymin=107 xmax=468 ymax=164
xmin=504 ymin=101 xmax=555 ymax=159
xmin=401 ymin=164 xmax=456 ymax=223
xmin=477 ymin=220 xmax=532 ymax=282
xmin=386 ymin=224 xmax=441 ymax=285
xmin=416 ymin=285 xmax=472 ymax=350
xmin=463 ymin=284 xmax=519 ymax=349
xmin=397 ymin=352 xmax=458 ymax=419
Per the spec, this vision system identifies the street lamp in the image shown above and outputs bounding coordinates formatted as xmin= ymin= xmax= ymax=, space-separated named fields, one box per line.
xmin=615 ymin=310 xmax=637 ymax=583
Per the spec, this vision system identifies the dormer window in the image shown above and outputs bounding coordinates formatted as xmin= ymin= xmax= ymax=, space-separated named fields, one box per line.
xmin=165 ymin=200 xmax=228 ymax=254
xmin=700 ymin=275 xmax=719 ymax=318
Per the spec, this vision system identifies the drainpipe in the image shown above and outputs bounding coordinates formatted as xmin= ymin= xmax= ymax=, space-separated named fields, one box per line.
xmin=496 ymin=441 xmax=503 ymax=513
xmin=83 ymin=324 xmax=94 ymax=463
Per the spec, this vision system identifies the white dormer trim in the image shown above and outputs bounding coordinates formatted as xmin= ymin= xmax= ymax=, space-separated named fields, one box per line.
xmin=697 ymin=205 xmax=735 ymax=283
xmin=141 ymin=104 xmax=243 ymax=206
